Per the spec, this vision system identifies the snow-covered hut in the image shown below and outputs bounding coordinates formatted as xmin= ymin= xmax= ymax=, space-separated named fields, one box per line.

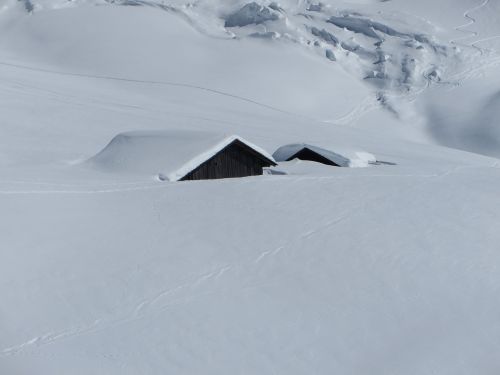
xmin=272 ymin=143 xmax=376 ymax=168
xmin=89 ymin=130 xmax=277 ymax=181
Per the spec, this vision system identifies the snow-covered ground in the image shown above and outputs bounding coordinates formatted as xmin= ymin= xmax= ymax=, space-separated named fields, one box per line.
xmin=1 ymin=1 xmax=500 ymax=374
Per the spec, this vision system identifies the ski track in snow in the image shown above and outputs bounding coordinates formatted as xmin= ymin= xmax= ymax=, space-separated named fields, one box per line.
xmin=301 ymin=0 xmax=500 ymax=125
xmin=0 ymin=170 xmax=466 ymax=196
xmin=253 ymin=165 xmax=470 ymax=264
xmin=1 ymin=76 xmax=249 ymax=129
xmin=328 ymin=94 xmax=380 ymax=126
xmin=472 ymin=35 xmax=500 ymax=50
xmin=0 ymin=263 xmax=236 ymax=357
xmin=0 ymin=182 xmax=165 ymax=195
xmin=2 ymin=163 xmax=488 ymax=358
xmin=0 ymin=168 xmax=484 ymax=195
xmin=0 ymin=61 xmax=309 ymax=120
xmin=14 ymin=90 xmax=232 ymax=126
xmin=451 ymin=0 xmax=490 ymax=54
xmin=439 ymin=0 xmax=500 ymax=86
xmin=449 ymin=0 xmax=500 ymax=60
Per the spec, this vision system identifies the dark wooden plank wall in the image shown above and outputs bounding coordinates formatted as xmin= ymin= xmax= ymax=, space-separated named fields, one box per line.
xmin=181 ymin=140 xmax=272 ymax=181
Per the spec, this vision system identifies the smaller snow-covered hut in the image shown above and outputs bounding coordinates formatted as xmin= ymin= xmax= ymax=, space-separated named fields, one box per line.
xmin=272 ymin=143 xmax=376 ymax=168
xmin=89 ymin=130 xmax=277 ymax=181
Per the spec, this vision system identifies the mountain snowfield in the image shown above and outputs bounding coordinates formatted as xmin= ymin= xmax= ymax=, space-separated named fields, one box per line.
xmin=1 ymin=0 xmax=500 ymax=374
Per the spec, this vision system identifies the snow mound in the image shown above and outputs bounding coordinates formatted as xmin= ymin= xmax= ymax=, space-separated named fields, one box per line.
xmin=87 ymin=130 xmax=275 ymax=181
xmin=273 ymin=143 xmax=376 ymax=168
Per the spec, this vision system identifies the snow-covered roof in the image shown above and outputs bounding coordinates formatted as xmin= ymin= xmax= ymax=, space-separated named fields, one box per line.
xmin=272 ymin=143 xmax=376 ymax=168
xmin=88 ymin=130 xmax=276 ymax=181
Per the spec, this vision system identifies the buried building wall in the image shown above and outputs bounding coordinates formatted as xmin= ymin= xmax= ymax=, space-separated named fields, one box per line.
xmin=181 ymin=140 xmax=274 ymax=181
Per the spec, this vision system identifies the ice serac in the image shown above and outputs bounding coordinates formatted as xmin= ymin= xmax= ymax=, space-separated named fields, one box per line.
xmin=224 ymin=2 xmax=279 ymax=28
xmin=311 ymin=27 xmax=339 ymax=46
xmin=328 ymin=15 xmax=385 ymax=40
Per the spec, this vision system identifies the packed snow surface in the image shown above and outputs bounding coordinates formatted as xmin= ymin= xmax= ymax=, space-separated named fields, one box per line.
xmin=1 ymin=0 xmax=500 ymax=374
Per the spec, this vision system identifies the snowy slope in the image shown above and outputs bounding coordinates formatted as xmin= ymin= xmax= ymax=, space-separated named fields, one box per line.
xmin=2 ymin=0 xmax=499 ymax=150
xmin=1 ymin=1 xmax=500 ymax=374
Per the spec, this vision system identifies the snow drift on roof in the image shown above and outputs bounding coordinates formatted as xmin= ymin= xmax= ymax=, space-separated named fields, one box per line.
xmin=88 ymin=130 xmax=276 ymax=181
xmin=273 ymin=143 xmax=376 ymax=168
